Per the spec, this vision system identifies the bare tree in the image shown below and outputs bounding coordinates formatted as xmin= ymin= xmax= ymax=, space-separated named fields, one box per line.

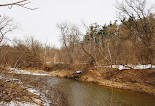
xmin=80 ymin=42 xmax=96 ymax=66
xmin=0 ymin=0 xmax=37 ymax=10
xmin=0 ymin=0 xmax=37 ymax=45
xmin=115 ymin=0 xmax=155 ymax=64
xmin=115 ymin=0 xmax=153 ymax=34
xmin=0 ymin=16 xmax=15 ymax=46
xmin=57 ymin=23 xmax=80 ymax=64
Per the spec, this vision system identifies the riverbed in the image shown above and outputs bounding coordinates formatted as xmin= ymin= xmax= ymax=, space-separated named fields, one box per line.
xmin=2 ymin=73 xmax=155 ymax=106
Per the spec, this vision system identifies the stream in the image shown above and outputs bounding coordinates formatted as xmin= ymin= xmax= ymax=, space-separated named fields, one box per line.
xmin=1 ymin=73 xmax=155 ymax=106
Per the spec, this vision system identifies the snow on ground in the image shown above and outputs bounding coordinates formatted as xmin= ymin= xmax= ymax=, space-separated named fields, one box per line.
xmin=27 ymin=88 xmax=41 ymax=96
xmin=8 ymin=68 xmax=51 ymax=76
xmin=0 ymin=75 xmax=51 ymax=106
xmin=27 ymin=88 xmax=52 ymax=106
xmin=26 ymin=88 xmax=51 ymax=106
xmin=0 ymin=101 xmax=39 ymax=106
xmin=0 ymin=75 xmax=4 ymax=79
xmin=0 ymin=72 xmax=51 ymax=106
xmin=0 ymin=75 xmax=22 ymax=83
xmin=133 ymin=64 xmax=155 ymax=69
xmin=76 ymin=70 xmax=82 ymax=74
xmin=106 ymin=64 xmax=155 ymax=70
xmin=0 ymin=75 xmax=40 ymax=106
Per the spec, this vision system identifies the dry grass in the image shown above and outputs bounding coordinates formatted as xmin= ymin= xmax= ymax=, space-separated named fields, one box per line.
xmin=15 ymin=66 xmax=155 ymax=95
xmin=24 ymin=67 xmax=75 ymax=78
xmin=0 ymin=79 xmax=41 ymax=105
xmin=25 ymin=68 xmax=48 ymax=74
xmin=79 ymin=68 xmax=155 ymax=95
xmin=49 ymin=70 xmax=75 ymax=77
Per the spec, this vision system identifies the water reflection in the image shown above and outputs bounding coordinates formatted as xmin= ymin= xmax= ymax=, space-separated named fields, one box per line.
xmin=51 ymin=77 xmax=155 ymax=106
xmin=5 ymin=74 xmax=155 ymax=106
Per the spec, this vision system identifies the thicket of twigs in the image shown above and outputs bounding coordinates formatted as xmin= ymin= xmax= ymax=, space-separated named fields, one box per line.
xmin=0 ymin=0 xmax=155 ymax=70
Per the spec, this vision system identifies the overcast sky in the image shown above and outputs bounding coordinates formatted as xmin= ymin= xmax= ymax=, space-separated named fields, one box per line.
xmin=0 ymin=0 xmax=155 ymax=47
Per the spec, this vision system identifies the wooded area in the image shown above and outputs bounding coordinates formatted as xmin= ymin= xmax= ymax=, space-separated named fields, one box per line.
xmin=0 ymin=0 xmax=154 ymax=70
xmin=0 ymin=0 xmax=155 ymax=105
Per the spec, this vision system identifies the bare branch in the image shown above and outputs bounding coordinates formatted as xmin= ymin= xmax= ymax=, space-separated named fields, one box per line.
xmin=0 ymin=0 xmax=38 ymax=10
xmin=0 ymin=16 xmax=16 ymax=45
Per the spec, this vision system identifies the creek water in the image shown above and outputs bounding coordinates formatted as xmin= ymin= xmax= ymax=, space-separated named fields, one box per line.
xmin=2 ymin=73 xmax=155 ymax=106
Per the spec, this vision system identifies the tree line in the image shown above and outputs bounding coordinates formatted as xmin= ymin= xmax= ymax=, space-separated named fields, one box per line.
xmin=56 ymin=0 xmax=155 ymax=67
xmin=0 ymin=0 xmax=155 ymax=70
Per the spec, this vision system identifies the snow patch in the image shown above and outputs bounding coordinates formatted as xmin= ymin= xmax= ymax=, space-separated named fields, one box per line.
xmin=8 ymin=68 xmax=51 ymax=76
xmin=27 ymin=88 xmax=41 ymax=96
xmin=106 ymin=64 xmax=155 ymax=70
xmin=27 ymin=88 xmax=51 ymax=106
xmin=0 ymin=73 xmax=51 ymax=106
xmin=0 ymin=101 xmax=38 ymax=106
xmin=76 ymin=70 xmax=82 ymax=74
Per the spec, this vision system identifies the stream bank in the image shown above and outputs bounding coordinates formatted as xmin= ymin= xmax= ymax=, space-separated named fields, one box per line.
xmin=8 ymin=67 xmax=155 ymax=95
xmin=2 ymin=71 xmax=155 ymax=106
xmin=46 ymin=68 xmax=155 ymax=95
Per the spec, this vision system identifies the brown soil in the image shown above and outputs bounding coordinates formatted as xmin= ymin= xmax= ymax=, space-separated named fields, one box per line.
xmin=45 ymin=68 xmax=155 ymax=95
xmin=9 ymin=66 xmax=155 ymax=95
xmin=0 ymin=79 xmax=41 ymax=105
xmin=78 ymin=68 xmax=155 ymax=95
xmin=49 ymin=70 xmax=75 ymax=77
xmin=106 ymin=69 xmax=155 ymax=88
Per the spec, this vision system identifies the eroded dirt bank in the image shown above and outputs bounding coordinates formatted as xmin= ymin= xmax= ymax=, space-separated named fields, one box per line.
xmin=7 ymin=67 xmax=155 ymax=95
xmin=0 ymin=78 xmax=41 ymax=105
xmin=45 ymin=68 xmax=155 ymax=95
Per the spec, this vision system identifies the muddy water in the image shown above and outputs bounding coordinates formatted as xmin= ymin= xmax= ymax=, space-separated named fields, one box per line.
xmin=3 ymin=74 xmax=155 ymax=106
